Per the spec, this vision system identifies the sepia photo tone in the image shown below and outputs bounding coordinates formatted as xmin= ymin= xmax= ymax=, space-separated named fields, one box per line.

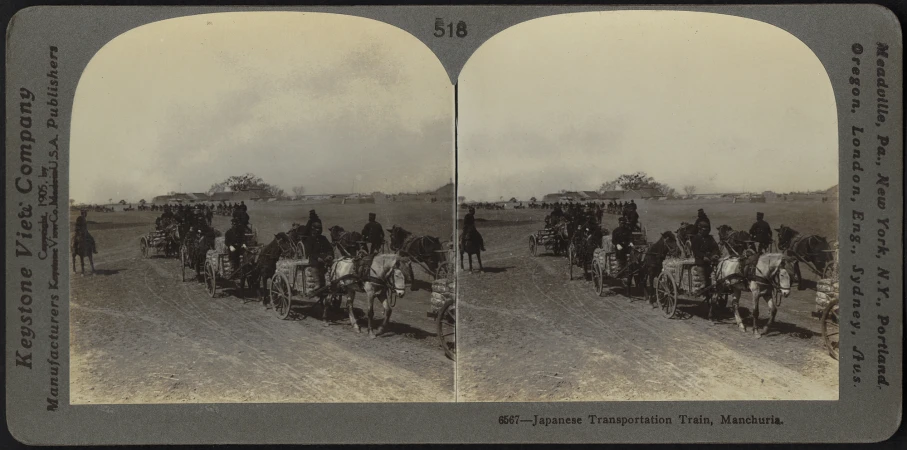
xmin=456 ymin=11 xmax=839 ymax=401
xmin=69 ymin=12 xmax=456 ymax=403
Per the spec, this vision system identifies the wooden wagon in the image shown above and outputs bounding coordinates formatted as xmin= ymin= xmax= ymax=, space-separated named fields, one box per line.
xmin=268 ymin=258 xmax=325 ymax=320
xmin=202 ymin=237 xmax=263 ymax=297
xmin=654 ymin=257 xmax=730 ymax=319
xmin=591 ymin=227 xmax=648 ymax=295
xmin=529 ymin=228 xmax=565 ymax=256
xmin=428 ymin=277 xmax=456 ymax=361
xmin=140 ymin=226 xmax=179 ymax=259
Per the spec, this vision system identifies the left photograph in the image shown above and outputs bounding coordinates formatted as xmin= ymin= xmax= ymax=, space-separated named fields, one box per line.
xmin=69 ymin=12 xmax=456 ymax=403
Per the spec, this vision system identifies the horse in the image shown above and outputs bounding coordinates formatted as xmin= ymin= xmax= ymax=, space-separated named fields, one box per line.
xmin=71 ymin=231 xmax=97 ymax=274
xmin=324 ymin=254 xmax=413 ymax=338
xmin=249 ymin=232 xmax=297 ymax=306
xmin=676 ymin=222 xmax=698 ymax=257
xmin=716 ymin=225 xmax=752 ymax=256
xmin=715 ymin=253 xmax=794 ymax=336
xmin=459 ymin=228 xmax=484 ymax=271
xmin=640 ymin=231 xmax=681 ymax=305
xmin=327 ymin=225 xmax=367 ymax=257
xmin=775 ymin=225 xmax=828 ymax=286
xmin=388 ymin=225 xmax=444 ymax=279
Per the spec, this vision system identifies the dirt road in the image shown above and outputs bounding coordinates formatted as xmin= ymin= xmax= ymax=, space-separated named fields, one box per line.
xmin=458 ymin=205 xmax=838 ymax=402
xmin=71 ymin=208 xmax=454 ymax=404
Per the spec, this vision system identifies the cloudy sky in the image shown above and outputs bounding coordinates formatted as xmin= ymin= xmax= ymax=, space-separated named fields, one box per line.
xmin=458 ymin=11 xmax=838 ymax=202
xmin=71 ymin=12 xmax=453 ymax=204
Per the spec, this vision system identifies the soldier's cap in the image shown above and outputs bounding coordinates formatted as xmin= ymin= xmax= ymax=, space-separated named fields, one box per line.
xmin=757 ymin=212 xmax=764 ymax=216
xmin=697 ymin=208 xmax=704 ymax=213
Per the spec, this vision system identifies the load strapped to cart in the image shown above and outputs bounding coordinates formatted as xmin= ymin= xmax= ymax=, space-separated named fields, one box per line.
xmin=140 ymin=225 xmax=180 ymax=258
xmin=202 ymin=236 xmax=263 ymax=297
xmin=429 ymin=277 xmax=456 ymax=361
xmin=654 ymin=257 xmax=720 ymax=318
xmin=592 ymin=226 xmax=648 ymax=281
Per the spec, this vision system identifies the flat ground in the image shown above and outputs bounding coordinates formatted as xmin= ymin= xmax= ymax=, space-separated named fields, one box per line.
xmin=457 ymin=200 xmax=839 ymax=402
xmin=70 ymin=201 xmax=455 ymax=404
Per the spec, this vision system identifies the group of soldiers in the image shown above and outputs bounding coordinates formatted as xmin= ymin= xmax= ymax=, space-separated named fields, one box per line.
xmin=155 ymin=203 xmax=216 ymax=231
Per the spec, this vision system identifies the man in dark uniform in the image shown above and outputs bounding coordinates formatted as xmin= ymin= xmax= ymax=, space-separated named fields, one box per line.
xmin=462 ymin=206 xmax=486 ymax=251
xmin=224 ymin=219 xmax=248 ymax=273
xmin=625 ymin=205 xmax=640 ymax=232
xmin=748 ymin=212 xmax=772 ymax=253
xmin=690 ymin=222 xmax=721 ymax=313
xmin=304 ymin=220 xmax=334 ymax=267
xmin=695 ymin=208 xmax=711 ymax=235
xmin=361 ymin=213 xmax=385 ymax=254
xmin=303 ymin=210 xmax=320 ymax=236
xmin=612 ymin=216 xmax=633 ymax=268
xmin=205 ymin=204 xmax=214 ymax=226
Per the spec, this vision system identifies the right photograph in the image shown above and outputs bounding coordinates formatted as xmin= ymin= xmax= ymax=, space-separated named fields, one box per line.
xmin=456 ymin=11 xmax=840 ymax=401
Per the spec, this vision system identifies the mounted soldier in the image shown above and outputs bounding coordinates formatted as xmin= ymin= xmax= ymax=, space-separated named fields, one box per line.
xmin=361 ymin=212 xmax=385 ymax=255
xmin=748 ymin=212 xmax=772 ymax=253
xmin=625 ymin=204 xmax=640 ymax=232
xmin=462 ymin=206 xmax=485 ymax=251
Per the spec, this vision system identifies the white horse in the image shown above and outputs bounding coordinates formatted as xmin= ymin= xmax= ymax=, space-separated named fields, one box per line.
xmin=326 ymin=254 xmax=413 ymax=338
xmin=716 ymin=253 xmax=793 ymax=337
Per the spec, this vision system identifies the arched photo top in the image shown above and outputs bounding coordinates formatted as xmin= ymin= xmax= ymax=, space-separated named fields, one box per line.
xmin=457 ymin=10 xmax=838 ymax=203
xmin=70 ymin=11 xmax=453 ymax=205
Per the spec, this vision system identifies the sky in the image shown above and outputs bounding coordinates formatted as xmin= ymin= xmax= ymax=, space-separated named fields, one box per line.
xmin=71 ymin=12 xmax=453 ymax=204
xmin=457 ymin=11 xmax=838 ymax=202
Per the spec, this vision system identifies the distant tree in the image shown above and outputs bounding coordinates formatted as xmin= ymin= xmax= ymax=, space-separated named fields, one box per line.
xmin=598 ymin=180 xmax=619 ymax=193
xmin=265 ymin=185 xmax=286 ymax=200
xmin=225 ymin=173 xmax=264 ymax=192
xmin=509 ymin=197 xmax=518 ymax=203
xmin=119 ymin=199 xmax=127 ymax=205
xmin=615 ymin=172 xmax=654 ymax=191
xmin=139 ymin=199 xmax=146 ymax=205
xmin=292 ymin=186 xmax=306 ymax=197
xmin=108 ymin=198 xmax=113 ymax=204
xmin=652 ymin=182 xmax=676 ymax=198
xmin=69 ymin=199 xmax=75 ymax=207
xmin=530 ymin=196 xmax=537 ymax=202
xmin=207 ymin=182 xmax=228 ymax=195
xmin=457 ymin=196 xmax=466 ymax=203
xmin=683 ymin=185 xmax=697 ymax=196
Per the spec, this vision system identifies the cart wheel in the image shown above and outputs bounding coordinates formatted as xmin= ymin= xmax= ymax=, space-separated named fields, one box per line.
xmin=592 ymin=261 xmax=604 ymax=296
xmin=205 ymin=261 xmax=217 ymax=297
xmin=821 ymin=299 xmax=839 ymax=360
xmin=529 ymin=235 xmax=538 ymax=256
xmin=140 ymin=238 xmax=149 ymax=259
xmin=567 ymin=243 xmax=575 ymax=280
xmin=655 ymin=272 xmax=678 ymax=318
xmin=179 ymin=244 xmax=188 ymax=282
xmin=822 ymin=261 xmax=838 ymax=281
xmin=437 ymin=299 xmax=456 ymax=361
xmin=270 ymin=273 xmax=293 ymax=320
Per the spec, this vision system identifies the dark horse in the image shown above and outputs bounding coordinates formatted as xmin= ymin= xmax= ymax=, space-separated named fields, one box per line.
xmin=249 ymin=232 xmax=297 ymax=306
xmin=388 ymin=225 xmax=443 ymax=279
xmin=328 ymin=225 xmax=367 ymax=257
xmin=71 ymin=231 xmax=97 ymax=274
xmin=460 ymin=228 xmax=483 ymax=271
xmin=716 ymin=225 xmax=752 ymax=256
xmin=676 ymin=222 xmax=698 ymax=258
xmin=640 ymin=231 xmax=681 ymax=305
xmin=776 ymin=225 xmax=828 ymax=286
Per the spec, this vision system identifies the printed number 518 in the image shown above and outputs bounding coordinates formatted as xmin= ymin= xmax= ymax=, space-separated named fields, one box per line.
xmin=434 ymin=19 xmax=468 ymax=38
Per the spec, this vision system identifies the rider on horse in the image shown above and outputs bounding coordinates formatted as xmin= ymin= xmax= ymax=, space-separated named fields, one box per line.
xmin=462 ymin=206 xmax=485 ymax=251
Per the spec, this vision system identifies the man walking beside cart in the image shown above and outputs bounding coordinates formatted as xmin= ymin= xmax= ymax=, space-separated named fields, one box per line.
xmin=748 ymin=212 xmax=772 ymax=253
xmin=361 ymin=212 xmax=385 ymax=255
xmin=690 ymin=221 xmax=721 ymax=321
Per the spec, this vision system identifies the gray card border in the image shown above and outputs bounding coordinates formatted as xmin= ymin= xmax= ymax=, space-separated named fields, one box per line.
xmin=5 ymin=4 xmax=904 ymax=445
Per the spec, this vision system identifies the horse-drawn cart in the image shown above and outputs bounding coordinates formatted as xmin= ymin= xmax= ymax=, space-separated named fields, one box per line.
xmin=529 ymin=228 xmax=565 ymax=256
xmin=140 ymin=226 xmax=179 ymax=259
xmin=654 ymin=257 xmax=733 ymax=319
xmin=591 ymin=227 xmax=648 ymax=294
xmin=269 ymin=259 xmax=324 ymax=320
xmin=203 ymin=237 xmax=263 ymax=297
